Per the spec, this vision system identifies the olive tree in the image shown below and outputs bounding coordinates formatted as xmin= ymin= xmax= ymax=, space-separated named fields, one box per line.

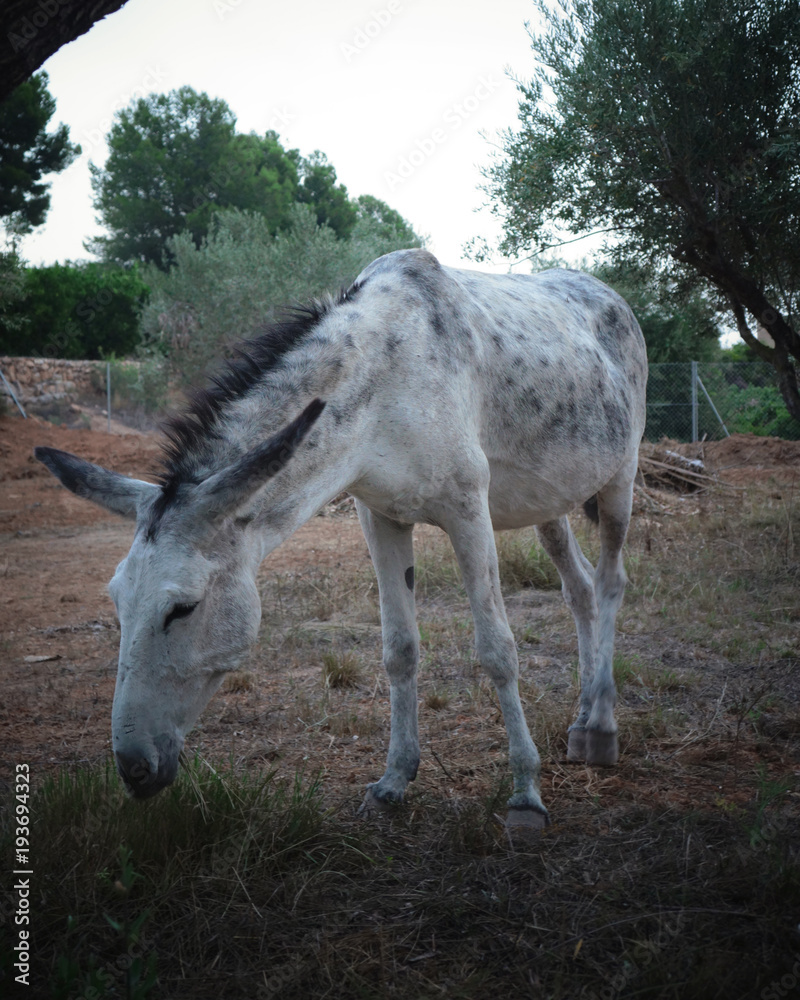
xmin=484 ymin=0 xmax=800 ymax=421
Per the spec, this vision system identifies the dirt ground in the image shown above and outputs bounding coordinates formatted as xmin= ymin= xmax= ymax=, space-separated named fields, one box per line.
xmin=665 ymin=432 xmax=800 ymax=485
xmin=1 ymin=411 xmax=798 ymax=802
xmin=0 ymin=413 xmax=376 ymax=787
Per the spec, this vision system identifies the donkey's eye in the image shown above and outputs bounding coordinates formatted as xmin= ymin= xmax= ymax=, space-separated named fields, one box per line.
xmin=164 ymin=602 xmax=199 ymax=629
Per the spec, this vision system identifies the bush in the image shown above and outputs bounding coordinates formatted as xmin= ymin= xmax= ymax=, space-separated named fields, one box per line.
xmin=0 ymin=261 xmax=149 ymax=359
xmin=646 ymin=362 xmax=800 ymax=441
xmin=139 ymin=203 xmax=424 ymax=386
xmin=700 ymin=365 xmax=800 ymax=440
xmin=91 ymin=355 xmax=169 ymax=416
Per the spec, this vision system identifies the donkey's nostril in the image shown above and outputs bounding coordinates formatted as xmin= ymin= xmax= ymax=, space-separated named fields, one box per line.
xmin=114 ymin=736 xmax=181 ymax=800
xmin=115 ymin=751 xmax=154 ymax=793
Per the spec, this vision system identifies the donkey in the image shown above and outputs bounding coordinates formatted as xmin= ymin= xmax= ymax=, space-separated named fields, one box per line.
xmin=36 ymin=248 xmax=647 ymax=828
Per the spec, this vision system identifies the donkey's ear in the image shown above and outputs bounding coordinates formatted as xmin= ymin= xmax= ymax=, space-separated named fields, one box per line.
xmin=34 ymin=447 xmax=160 ymax=520
xmin=193 ymin=398 xmax=326 ymax=520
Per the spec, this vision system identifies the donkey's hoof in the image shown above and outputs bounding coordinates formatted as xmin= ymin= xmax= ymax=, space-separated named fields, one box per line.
xmin=585 ymin=730 xmax=619 ymax=766
xmin=505 ymin=807 xmax=550 ymax=833
xmin=566 ymin=727 xmax=587 ymax=762
xmin=358 ymin=785 xmax=402 ymax=818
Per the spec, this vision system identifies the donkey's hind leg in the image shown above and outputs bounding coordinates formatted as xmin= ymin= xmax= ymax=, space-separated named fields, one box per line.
xmin=356 ymin=502 xmax=420 ymax=809
xmin=534 ymin=517 xmax=598 ymax=763
xmin=584 ymin=465 xmax=636 ymax=765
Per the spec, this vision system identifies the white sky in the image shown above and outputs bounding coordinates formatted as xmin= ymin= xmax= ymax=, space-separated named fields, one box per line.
xmin=17 ymin=0 xmax=566 ymax=274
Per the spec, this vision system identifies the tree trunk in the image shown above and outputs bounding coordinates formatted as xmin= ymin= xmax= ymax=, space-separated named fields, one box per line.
xmin=773 ymin=351 xmax=800 ymax=425
xmin=728 ymin=293 xmax=800 ymax=425
xmin=675 ymin=238 xmax=800 ymax=428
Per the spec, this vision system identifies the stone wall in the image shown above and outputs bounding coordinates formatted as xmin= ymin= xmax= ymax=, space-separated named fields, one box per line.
xmin=0 ymin=356 xmax=104 ymax=406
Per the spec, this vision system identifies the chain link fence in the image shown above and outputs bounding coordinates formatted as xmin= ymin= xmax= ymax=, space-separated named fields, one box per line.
xmin=3 ymin=355 xmax=798 ymax=442
xmin=645 ymin=361 xmax=798 ymax=442
xmin=0 ymin=356 xmax=168 ymax=431
xmin=98 ymin=358 xmax=797 ymax=441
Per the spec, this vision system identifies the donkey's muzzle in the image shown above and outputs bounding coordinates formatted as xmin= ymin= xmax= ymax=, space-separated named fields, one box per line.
xmin=115 ymin=735 xmax=181 ymax=799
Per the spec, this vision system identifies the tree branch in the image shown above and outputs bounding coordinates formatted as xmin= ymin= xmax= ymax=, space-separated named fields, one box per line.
xmin=728 ymin=296 xmax=775 ymax=363
xmin=504 ymin=226 xmax=624 ymax=268
xmin=1 ymin=2 xmax=131 ymax=103
xmin=729 ymin=295 xmax=800 ymax=423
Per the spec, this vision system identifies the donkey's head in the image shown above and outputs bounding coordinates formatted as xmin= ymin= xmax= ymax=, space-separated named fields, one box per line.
xmin=35 ymin=399 xmax=324 ymax=799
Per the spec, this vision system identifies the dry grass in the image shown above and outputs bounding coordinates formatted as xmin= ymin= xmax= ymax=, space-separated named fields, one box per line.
xmin=321 ymin=649 xmax=362 ymax=689
xmin=4 ymin=483 xmax=800 ymax=999
xmin=221 ymin=670 xmax=256 ymax=693
xmin=424 ymin=687 xmax=450 ymax=711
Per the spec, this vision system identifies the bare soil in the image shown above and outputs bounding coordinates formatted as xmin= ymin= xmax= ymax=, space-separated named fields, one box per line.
xmin=663 ymin=431 xmax=800 ymax=485
xmin=1 ymin=412 xmax=798 ymax=805
xmin=3 ymin=412 xmax=800 ymax=999
xmin=0 ymin=413 xmax=374 ymax=791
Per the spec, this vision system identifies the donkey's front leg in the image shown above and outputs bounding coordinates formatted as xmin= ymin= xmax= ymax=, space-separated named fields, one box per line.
xmin=445 ymin=499 xmax=549 ymax=828
xmin=356 ymin=501 xmax=420 ymax=807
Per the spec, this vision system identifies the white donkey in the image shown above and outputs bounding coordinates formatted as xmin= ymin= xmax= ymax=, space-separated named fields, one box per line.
xmin=36 ymin=249 xmax=647 ymax=828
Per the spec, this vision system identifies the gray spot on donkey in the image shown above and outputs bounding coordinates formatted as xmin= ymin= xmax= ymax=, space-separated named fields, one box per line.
xmin=35 ymin=249 xmax=647 ymax=829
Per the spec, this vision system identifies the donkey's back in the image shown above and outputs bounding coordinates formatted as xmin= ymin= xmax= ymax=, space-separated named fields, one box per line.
xmin=351 ymin=249 xmax=647 ymax=529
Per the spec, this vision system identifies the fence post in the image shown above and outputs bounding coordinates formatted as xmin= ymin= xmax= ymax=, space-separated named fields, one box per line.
xmin=696 ymin=373 xmax=731 ymax=437
xmin=690 ymin=360 xmax=698 ymax=443
xmin=106 ymin=361 xmax=111 ymax=434
xmin=0 ymin=367 xmax=27 ymax=418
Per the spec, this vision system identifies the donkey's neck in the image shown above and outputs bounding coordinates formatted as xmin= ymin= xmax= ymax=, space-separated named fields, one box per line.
xmin=166 ymin=307 xmax=368 ymax=558
xmin=246 ymin=367 xmax=366 ymax=559
xmin=218 ymin=337 xmax=353 ymax=465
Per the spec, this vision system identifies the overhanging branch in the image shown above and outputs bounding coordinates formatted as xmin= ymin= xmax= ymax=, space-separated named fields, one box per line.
xmin=1 ymin=1 xmax=130 ymax=103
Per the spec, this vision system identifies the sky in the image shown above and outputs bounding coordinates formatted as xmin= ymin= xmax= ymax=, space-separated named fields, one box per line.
xmin=17 ymin=0 xmax=562 ymax=274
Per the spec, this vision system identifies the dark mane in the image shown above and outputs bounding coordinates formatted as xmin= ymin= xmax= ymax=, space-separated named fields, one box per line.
xmin=149 ymin=284 xmax=360 ymax=524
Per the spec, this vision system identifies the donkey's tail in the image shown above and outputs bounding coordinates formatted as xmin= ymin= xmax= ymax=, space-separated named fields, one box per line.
xmin=582 ymin=495 xmax=599 ymax=524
